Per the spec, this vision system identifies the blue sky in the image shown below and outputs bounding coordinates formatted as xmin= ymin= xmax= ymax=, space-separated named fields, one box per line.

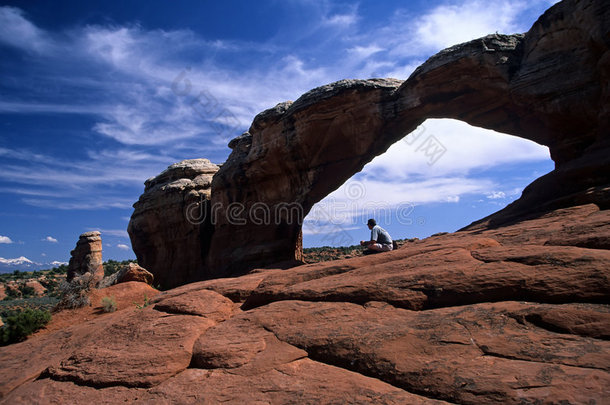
xmin=0 ymin=0 xmax=558 ymax=270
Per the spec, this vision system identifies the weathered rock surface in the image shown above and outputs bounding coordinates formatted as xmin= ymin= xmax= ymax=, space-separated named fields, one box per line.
xmin=1 ymin=204 xmax=609 ymax=404
xmin=128 ymin=159 xmax=219 ymax=288
xmin=128 ymin=0 xmax=609 ymax=281
xmin=67 ymin=231 xmax=103 ymax=285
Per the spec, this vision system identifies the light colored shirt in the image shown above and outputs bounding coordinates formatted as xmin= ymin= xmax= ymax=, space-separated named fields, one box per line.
xmin=370 ymin=225 xmax=392 ymax=244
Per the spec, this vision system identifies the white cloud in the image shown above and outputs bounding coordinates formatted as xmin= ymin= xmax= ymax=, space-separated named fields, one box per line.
xmin=44 ymin=236 xmax=58 ymax=243
xmin=376 ymin=0 xmax=557 ymax=61
xmin=0 ymin=235 xmax=13 ymax=244
xmin=348 ymin=45 xmax=384 ymax=59
xmin=50 ymin=260 xmax=68 ymax=266
xmin=413 ymin=1 xmax=523 ymax=51
xmin=117 ymin=244 xmax=130 ymax=250
xmin=363 ymin=119 xmax=550 ymax=179
xmin=323 ymin=13 xmax=358 ymax=28
xmin=487 ymin=191 xmax=507 ymax=199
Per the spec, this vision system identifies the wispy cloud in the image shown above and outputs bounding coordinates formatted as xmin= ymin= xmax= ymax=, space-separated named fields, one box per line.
xmin=323 ymin=12 xmax=358 ymax=28
xmin=116 ymin=243 xmax=130 ymax=250
xmin=0 ymin=235 xmax=13 ymax=244
xmin=43 ymin=236 xmax=58 ymax=243
xmin=0 ymin=7 xmax=51 ymax=54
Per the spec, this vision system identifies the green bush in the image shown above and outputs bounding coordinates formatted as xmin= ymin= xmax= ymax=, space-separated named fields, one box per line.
xmin=101 ymin=296 xmax=117 ymax=313
xmin=134 ymin=295 xmax=150 ymax=310
xmin=1 ymin=308 xmax=51 ymax=345
xmin=40 ymin=278 xmax=59 ymax=296
xmin=5 ymin=287 xmax=20 ymax=299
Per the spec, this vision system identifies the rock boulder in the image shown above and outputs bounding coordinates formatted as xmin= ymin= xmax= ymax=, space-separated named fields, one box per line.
xmin=98 ymin=263 xmax=154 ymax=289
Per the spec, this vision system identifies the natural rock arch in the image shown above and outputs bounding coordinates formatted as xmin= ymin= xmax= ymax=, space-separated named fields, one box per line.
xmin=129 ymin=0 xmax=609 ymax=287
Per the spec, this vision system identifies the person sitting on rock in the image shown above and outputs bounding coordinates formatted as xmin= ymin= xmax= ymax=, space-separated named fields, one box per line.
xmin=360 ymin=218 xmax=393 ymax=253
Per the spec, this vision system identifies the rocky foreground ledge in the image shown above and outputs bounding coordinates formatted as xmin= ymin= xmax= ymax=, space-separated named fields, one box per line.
xmin=1 ymin=204 xmax=608 ymax=404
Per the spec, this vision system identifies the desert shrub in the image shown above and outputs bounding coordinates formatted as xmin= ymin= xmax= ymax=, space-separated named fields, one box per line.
xmin=4 ymin=287 xmax=20 ymax=299
xmin=134 ymin=295 xmax=150 ymax=310
xmin=40 ymin=278 xmax=59 ymax=296
xmin=12 ymin=270 xmax=26 ymax=280
xmin=1 ymin=308 xmax=51 ymax=345
xmin=56 ymin=273 xmax=96 ymax=310
xmin=50 ymin=264 xmax=68 ymax=275
xmin=18 ymin=284 xmax=36 ymax=298
xmin=101 ymin=296 xmax=117 ymax=313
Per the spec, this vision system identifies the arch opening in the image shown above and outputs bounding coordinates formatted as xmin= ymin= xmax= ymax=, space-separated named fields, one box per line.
xmin=303 ymin=118 xmax=554 ymax=248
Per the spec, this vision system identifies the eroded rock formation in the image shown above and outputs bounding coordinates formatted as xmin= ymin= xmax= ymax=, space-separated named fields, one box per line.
xmin=128 ymin=159 xmax=219 ymax=288
xmin=1 ymin=204 xmax=609 ymax=403
xmin=67 ymin=231 xmax=103 ymax=285
xmin=204 ymin=0 xmax=609 ymax=276
xmin=128 ymin=0 xmax=609 ymax=282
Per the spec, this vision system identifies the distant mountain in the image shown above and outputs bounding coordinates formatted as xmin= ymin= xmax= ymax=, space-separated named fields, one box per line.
xmin=0 ymin=256 xmax=67 ymax=273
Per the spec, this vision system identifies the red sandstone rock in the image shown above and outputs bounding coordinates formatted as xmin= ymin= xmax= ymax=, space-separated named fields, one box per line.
xmin=46 ymin=308 xmax=214 ymax=388
xmin=0 ymin=204 xmax=608 ymax=404
xmin=153 ymin=288 xmax=235 ymax=320
xmin=116 ymin=263 xmax=153 ymax=285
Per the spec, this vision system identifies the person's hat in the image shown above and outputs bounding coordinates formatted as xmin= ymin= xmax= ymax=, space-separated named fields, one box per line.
xmin=367 ymin=218 xmax=376 ymax=226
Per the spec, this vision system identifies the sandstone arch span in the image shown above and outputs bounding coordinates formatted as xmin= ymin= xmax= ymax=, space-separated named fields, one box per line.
xmin=129 ymin=0 xmax=609 ymax=287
